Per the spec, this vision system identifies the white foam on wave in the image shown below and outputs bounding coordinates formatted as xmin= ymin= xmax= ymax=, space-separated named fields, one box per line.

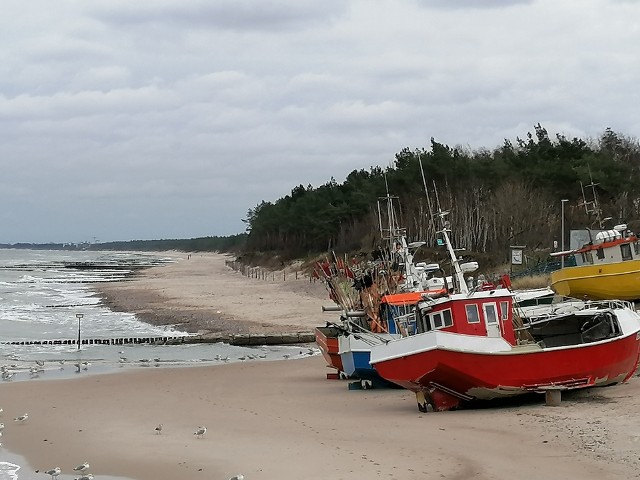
xmin=0 ymin=461 xmax=20 ymax=480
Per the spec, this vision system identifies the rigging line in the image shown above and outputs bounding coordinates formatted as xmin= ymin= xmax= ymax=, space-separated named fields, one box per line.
xmin=417 ymin=152 xmax=436 ymax=233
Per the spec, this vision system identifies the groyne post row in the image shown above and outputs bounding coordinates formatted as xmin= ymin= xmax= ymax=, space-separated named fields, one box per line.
xmin=3 ymin=331 xmax=316 ymax=347
xmin=225 ymin=260 xmax=319 ymax=283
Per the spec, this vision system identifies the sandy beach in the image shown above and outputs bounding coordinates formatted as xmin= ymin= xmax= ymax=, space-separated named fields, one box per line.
xmin=2 ymin=252 xmax=640 ymax=480
xmin=94 ymin=252 xmax=329 ymax=335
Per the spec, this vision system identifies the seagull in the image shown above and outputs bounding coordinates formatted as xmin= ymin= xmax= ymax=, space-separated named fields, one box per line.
xmin=76 ymin=474 xmax=94 ymax=480
xmin=194 ymin=426 xmax=207 ymax=438
xmin=283 ymin=354 xmax=291 ymax=359
xmin=228 ymin=475 xmax=244 ymax=480
xmin=35 ymin=360 xmax=45 ymax=367
xmin=13 ymin=413 xmax=28 ymax=423
xmin=73 ymin=462 xmax=90 ymax=474
xmin=44 ymin=467 xmax=61 ymax=479
xmin=155 ymin=423 xmax=163 ymax=435
xmin=0 ymin=423 xmax=4 ymax=431
xmin=0 ymin=407 xmax=3 ymax=415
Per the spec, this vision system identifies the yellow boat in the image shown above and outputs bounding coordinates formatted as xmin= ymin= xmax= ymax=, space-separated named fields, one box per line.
xmin=550 ymin=225 xmax=640 ymax=301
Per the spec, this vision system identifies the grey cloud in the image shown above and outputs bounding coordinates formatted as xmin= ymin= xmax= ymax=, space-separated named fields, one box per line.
xmin=416 ymin=0 xmax=534 ymax=9
xmin=86 ymin=0 xmax=347 ymax=32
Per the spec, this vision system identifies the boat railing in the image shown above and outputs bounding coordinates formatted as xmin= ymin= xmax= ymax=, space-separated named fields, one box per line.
xmin=342 ymin=319 xmax=394 ymax=345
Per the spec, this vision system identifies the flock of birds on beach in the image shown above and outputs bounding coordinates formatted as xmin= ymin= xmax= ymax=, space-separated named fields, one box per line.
xmin=1 ymin=359 xmax=92 ymax=381
xmin=0 ymin=347 xmax=317 ymax=382
xmin=0 ymin=347 xmax=318 ymax=479
xmin=0 ymin=407 xmax=244 ymax=480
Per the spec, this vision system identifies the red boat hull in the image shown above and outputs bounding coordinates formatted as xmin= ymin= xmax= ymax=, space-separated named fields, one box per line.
xmin=314 ymin=326 xmax=344 ymax=374
xmin=373 ymin=333 xmax=640 ymax=408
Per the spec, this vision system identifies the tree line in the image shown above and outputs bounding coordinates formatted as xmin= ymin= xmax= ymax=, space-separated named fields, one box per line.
xmin=242 ymin=125 xmax=640 ymax=267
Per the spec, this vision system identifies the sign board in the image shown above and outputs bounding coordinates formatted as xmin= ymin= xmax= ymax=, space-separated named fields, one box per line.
xmin=511 ymin=249 xmax=523 ymax=265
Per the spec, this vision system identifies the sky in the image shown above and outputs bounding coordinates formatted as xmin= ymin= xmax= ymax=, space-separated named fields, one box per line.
xmin=1 ymin=0 xmax=639 ymax=244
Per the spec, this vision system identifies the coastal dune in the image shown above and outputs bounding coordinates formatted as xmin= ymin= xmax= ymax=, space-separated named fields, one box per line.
xmin=1 ymin=252 xmax=640 ymax=480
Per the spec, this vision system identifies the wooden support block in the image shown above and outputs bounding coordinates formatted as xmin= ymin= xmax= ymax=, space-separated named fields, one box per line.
xmin=545 ymin=389 xmax=562 ymax=406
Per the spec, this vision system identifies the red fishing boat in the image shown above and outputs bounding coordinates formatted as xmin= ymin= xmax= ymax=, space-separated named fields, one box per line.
xmin=369 ymin=211 xmax=640 ymax=412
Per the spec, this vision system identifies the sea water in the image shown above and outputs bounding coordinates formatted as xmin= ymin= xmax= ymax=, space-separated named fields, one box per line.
xmin=0 ymin=248 xmax=317 ymax=479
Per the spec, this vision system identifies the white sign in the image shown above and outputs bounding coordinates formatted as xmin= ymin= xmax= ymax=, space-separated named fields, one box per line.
xmin=511 ymin=249 xmax=523 ymax=265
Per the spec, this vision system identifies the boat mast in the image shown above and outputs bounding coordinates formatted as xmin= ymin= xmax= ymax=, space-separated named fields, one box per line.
xmin=378 ymin=176 xmax=420 ymax=291
xmin=418 ymin=156 xmax=469 ymax=295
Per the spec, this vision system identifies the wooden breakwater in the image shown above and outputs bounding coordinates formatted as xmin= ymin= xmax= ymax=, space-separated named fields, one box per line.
xmin=3 ymin=331 xmax=317 ymax=347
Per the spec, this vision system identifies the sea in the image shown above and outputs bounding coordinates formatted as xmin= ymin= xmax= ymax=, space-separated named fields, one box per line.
xmin=0 ymin=248 xmax=317 ymax=480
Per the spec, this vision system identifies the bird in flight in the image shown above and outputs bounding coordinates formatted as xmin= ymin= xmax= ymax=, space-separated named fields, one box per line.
xmin=194 ymin=426 xmax=207 ymax=438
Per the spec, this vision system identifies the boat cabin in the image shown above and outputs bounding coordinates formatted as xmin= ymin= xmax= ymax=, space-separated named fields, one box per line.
xmin=413 ymin=291 xmax=517 ymax=345
xmin=572 ymin=225 xmax=640 ymax=267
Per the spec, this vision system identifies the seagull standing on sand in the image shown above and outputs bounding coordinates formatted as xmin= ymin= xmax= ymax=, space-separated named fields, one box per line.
xmin=76 ymin=474 xmax=94 ymax=480
xmin=194 ymin=426 xmax=207 ymax=438
xmin=44 ymin=467 xmax=61 ymax=480
xmin=13 ymin=413 xmax=28 ymax=423
xmin=73 ymin=462 xmax=90 ymax=474
xmin=228 ymin=475 xmax=244 ymax=480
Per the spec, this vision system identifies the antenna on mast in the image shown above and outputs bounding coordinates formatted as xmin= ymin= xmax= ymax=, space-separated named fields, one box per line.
xmin=579 ymin=166 xmax=604 ymax=229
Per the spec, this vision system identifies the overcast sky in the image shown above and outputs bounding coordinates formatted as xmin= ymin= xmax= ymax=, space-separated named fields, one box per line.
xmin=1 ymin=0 xmax=638 ymax=244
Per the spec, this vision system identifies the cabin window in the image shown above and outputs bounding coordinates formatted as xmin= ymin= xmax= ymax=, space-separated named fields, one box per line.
xmin=596 ymin=248 xmax=605 ymax=260
xmin=442 ymin=309 xmax=453 ymax=327
xmin=432 ymin=312 xmax=443 ymax=329
xmin=621 ymin=243 xmax=633 ymax=261
xmin=581 ymin=251 xmax=593 ymax=264
xmin=465 ymin=304 xmax=480 ymax=323
xmin=500 ymin=301 xmax=509 ymax=320
xmin=634 ymin=241 xmax=640 ymax=256
xmin=425 ymin=308 xmax=453 ymax=331
xmin=485 ymin=304 xmax=498 ymax=324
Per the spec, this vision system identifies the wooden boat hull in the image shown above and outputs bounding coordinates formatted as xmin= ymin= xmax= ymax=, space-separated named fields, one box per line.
xmin=371 ymin=329 xmax=640 ymax=409
xmin=550 ymin=260 xmax=640 ymax=300
xmin=314 ymin=326 xmax=344 ymax=374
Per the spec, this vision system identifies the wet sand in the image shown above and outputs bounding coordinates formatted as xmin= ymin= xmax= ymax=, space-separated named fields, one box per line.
xmin=2 ymin=252 xmax=640 ymax=480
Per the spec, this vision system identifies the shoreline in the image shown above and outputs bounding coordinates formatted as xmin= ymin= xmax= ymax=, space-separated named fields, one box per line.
xmin=2 ymin=250 xmax=640 ymax=479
